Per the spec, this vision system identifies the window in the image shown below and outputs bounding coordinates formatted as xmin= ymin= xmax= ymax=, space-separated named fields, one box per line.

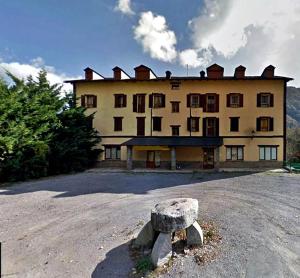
xmin=114 ymin=117 xmax=123 ymax=131
xmin=191 ymin=94 xmax=200 ymax=108
xmin=105 ymin=146 xmax=121 ymax=160
xmin=171 ymin=102 xmax=180 ymax=113
xmin=259 ymin=146 xmax=277 ymax=160
xmin=227 ymin=93 xmax=243 ymax=108
xmin=230 ymin=117 xmax=239 ymax=132
xmin=257 ymin=117 xmax=274 ymax=131
xmin=81 ymin=94 xmax=97 ymax=108
xmin=171 ymin=81 xmax=181 ymax=90
xmin=133 ymin=94 xmax=145 ymax=113
xmin=257 ymin=93 xmax=274 ymax=107
xmin=187 ymin=117 xmax=199 ymax=132
xmin=149 ymin=94 xmax=165 ymax=108
xmin=114 ymin=94 xmax=127 ymax=108
xmin=171 ymin=126 xmax=180 ymax=136
xmin=226 ymin=146 xmax=244 ymax=160
xmin=153 ymin=117 xmax=162 ymax=131
xmin=206 ymin=95 xmax=216 ymax=112
xmin=203 ymin=117 xmax=219 ymax=136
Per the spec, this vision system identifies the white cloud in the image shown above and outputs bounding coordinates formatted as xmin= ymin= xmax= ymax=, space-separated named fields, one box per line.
xmin=0 ymin=58 xmax=80 ymax=91
xmin=182 ymin=0 xmax=300 ymax=84
xmin=134 ymin=11 xmax=177 ymax=62
xmin=179 ymin=48 xmax=212 ymax=68
xmin=115 ymin=0 xmax=134 ymax=15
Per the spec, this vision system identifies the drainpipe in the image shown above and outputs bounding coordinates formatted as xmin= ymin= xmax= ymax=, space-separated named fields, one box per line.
xmin=189 ymin=94 xmax=192 ymax=136
xmin=150 ymin=92 xmax=153 ymax=136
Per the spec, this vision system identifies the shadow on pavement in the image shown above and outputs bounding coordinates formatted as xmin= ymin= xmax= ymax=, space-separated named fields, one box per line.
xmin=92 ymin=241 xmax=133 ymax=278
xmin=0 ymin=171 xmax=258 ymax=198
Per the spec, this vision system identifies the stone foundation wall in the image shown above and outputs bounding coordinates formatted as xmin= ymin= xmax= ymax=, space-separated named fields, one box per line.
xmin=219 ymin=161 xmax=283 ymax=169
xmin=96 ymin=160 xmax=126 ymax=168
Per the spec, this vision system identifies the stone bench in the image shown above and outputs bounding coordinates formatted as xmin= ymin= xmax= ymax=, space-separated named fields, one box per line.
xmin=134 ymin=198 xmax=203 ymax=267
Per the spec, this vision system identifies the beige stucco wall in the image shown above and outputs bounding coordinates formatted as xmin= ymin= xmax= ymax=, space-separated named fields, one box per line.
xmin=75 ymin=78 xmax=285 ymax=163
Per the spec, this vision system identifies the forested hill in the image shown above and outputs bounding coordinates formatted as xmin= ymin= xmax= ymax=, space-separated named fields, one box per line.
xmin=287 ymin=86 xmax=300 ymax=127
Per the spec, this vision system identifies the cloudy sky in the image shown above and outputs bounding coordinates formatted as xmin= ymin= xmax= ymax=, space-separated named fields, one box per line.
xmin=0 ymin=0 xmax=299 ymax=88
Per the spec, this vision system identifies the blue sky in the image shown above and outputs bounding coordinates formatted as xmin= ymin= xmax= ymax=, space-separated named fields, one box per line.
xmin=0 ymin=0 xmax=299 ymax=86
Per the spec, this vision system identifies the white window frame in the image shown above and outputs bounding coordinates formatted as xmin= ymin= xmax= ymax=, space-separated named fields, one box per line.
xmin=259 ymin=146 xmax=277 ymax=160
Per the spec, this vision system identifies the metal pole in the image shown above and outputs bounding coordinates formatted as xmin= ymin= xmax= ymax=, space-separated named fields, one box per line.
xmin=150 ymin=92 xmax=153 ymax=136
xmin=190 ymin=94 xmax=192 ymax=136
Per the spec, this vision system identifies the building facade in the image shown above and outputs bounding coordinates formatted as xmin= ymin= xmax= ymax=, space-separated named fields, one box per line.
xmin=66 ymin=64 xmax=292 ymax=170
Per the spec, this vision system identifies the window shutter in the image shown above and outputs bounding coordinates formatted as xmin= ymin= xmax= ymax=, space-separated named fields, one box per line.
xmin=257 ymin=93 xmax=261 ymax=107
xmin=202 ymin=94 xmax=207 ymax=112
xmin=202 ymin=118 xmax=207 ymax=136
xmin=162 ymin=94 xmax=166 ymax=107
xmin=269 ymin=117 xmax=274 ymax=131
xmin=141 ymin=95 xmax=145 ymax=113
xmin=216 ymin=118 xmax=219 ymax=136
xmin=196 ymin=118 xmax=200 ymax=132
xmin=187 ymin=94 xmax=191 ymax=107
xmin=227 ymin=94 xmax=231 ymax=107
xmin=187 ymin=117 xmax=191 ymax=131
xmin=123 ymin=95 xmax=127 ymax=107
xmin=93 ymin=95 xmax=97 ymax=107
xmin=114 ymin=95 xmax=118 ymax=108
xmin=81 ymin=95 xmax=85 ymax=107
xmin=270 ymin=94 xmax=274 ymax=107
xmin=239 ymin=94 xmax=243 ymax=107
xmin=158 ymin=117 xmax=162 ymax=131
xmin=133 ymin=95 xmax=137 ymax=112
xmin=256 ymin=117 xmax=261 ymax=131
xmin=215 ymin=94 xmax=219 ymax=112
xmin=149 ymin=94 xmax=153 ymax=108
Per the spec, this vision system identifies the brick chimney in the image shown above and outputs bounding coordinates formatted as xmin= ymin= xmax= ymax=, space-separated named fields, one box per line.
xmin=200 ymin=70 xmax=205 ymax=78
xmin=206 ymin=64 xmax=224 ymax=78
xmin=262 ymin=65 xmax=275 ymax=78
xmin=234 ymin=65 xmax=246 ymax=78
xmin=84 ymin=67 xmax=93 ymax=80
xmin=113 ymin=67 xmax=122 ymax=80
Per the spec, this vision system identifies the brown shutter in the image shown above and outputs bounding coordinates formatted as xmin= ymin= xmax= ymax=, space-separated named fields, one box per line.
xmin=158 ymin=117 xmax=162 ymax=131
xmin=239 ymin=94 xmax=243 ymax=107
xmin=227 ymin=94 xmax=231 ymax=107
xmin=114 ymin=95 xmax=118 ymax=108
xmin=123 ymin=95 xmax=127 ymax=107
xmin=196 ymin=118 xmax=200 ymax=132
xmin=133 ymin=95 xmax=137 ymax=112
xmin=257 ymin=93 xmax=261 ymax=107
xmin=215 ymin=94 xmax=219 ymax=112
xmin=256 ymin=117 xmax=261 ymax=131
xmin=270 ymin=94 xmax=274 ymax=107
xmin=187 ymin=94 xmax=191 ymax=107
xmin=202 ymin=118 xmax=207 ymax=136
xmin=187 ymin=117 xmax=191 ymax=131
xmin=81 ymin=95 xmax=85 ymax=107
xmin=93 ymin=95 xmax=97 ymax=108
xmin=202 ymin=94 xmax=207 ymax=112
xmin=149 ymin=94 xmax=153 ymax=108
xmin=269 ymin=117 xmax=274 ymax=131
xmin=162 ymin=94 xmax=166 ymax=107
xmin=215 ymin=118 xmax=219 ymax=136
xmin=141 ymin=95 xmax=145 ymax=113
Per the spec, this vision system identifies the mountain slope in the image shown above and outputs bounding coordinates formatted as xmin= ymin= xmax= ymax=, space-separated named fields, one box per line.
xmin=287 ymin=86 xmax=300 ymax=127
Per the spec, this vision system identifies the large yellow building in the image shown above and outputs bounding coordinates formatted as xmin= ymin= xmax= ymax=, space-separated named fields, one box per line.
xmin=66 ymin=64 xmax=292 ymax=170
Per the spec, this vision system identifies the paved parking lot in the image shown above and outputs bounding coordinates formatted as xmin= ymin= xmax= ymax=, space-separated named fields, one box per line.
xmin=0 ymin=171 xmax=299 ymax=277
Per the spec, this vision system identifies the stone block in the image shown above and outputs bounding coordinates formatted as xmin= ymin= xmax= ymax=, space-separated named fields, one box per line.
xmin=151 ymin=198 xmax=198 ymax=233
xmin=186 ymin=221 xmax=203 ymax=246
xmin=151 ymin=232 xmax=172 ymax=267
xmin=133 ymin=221 xmax=155 ymax=248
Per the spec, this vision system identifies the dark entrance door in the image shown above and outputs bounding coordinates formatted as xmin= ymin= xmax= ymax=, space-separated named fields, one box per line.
xmin=203 ymin=148 xmax=214 ymax=169
xmin=146 ymin=151 xmax=155 ymax=168
xmin=137 ymin=117 xmax=145 ymax=136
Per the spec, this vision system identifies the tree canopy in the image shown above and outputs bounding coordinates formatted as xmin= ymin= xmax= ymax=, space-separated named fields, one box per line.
xmin=0 ymin=70 xmax=100 ymax=182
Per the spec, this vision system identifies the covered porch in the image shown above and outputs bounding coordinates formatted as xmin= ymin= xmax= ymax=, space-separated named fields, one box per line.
xmin=122 ymin=137 xmax=223 ymax=170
